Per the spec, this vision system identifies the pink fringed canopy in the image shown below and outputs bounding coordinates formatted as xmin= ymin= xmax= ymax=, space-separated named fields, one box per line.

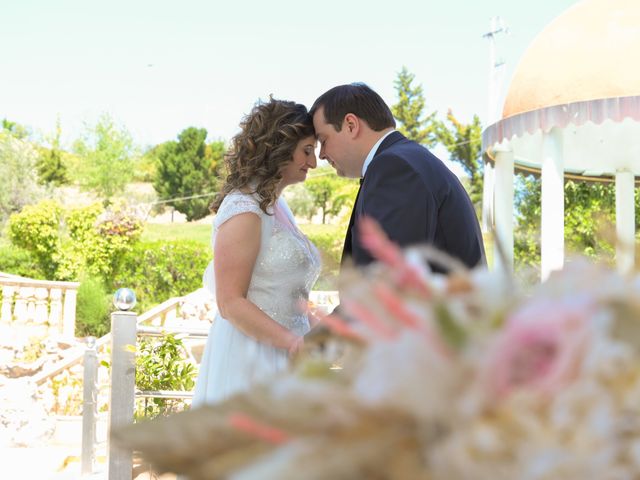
xmin=483 ymin=0 xmax=640 ymax=179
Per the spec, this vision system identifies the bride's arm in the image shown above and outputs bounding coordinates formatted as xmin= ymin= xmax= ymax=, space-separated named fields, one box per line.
xmin=214 ymin=212 xmax=301 ymax=354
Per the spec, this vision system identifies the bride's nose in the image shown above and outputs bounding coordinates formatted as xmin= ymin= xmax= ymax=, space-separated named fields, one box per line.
xmin=308 ymin=153 xmax=317 ymax=169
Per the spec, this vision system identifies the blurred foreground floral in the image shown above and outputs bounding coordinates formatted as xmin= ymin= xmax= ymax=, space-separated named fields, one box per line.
xmin=113 ymin=218 xmax=640 ymax=480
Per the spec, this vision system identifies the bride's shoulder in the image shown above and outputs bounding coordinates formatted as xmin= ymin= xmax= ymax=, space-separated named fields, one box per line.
xmin=214 ymin=190 xmax=266 ymax=228
xmin=220 ymin=189 xmax=261 ymax=209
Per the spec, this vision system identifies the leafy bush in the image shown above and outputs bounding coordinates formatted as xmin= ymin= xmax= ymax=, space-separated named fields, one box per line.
xmin=75 ymin=276 xmax=111 ymax=337
xmin=6 ymin=199 xmax=143 ymax=285
xmin=6 ymin=200 xmax=63 ymax=278
xmin=0 ymin=245 xmax=46 ymax=278
xmin=135 ymin=334 xmax=196 ymax=419
xmin=57 ymin=201 xmax=144 ymax=282
xmin=114 ymin=240 xmax=210 ymax=313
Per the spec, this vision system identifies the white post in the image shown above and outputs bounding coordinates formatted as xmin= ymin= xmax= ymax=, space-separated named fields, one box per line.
xmin=62 ymin=288 xmax=77 ymax=338
xmin=24 ymin=287 xmax=36 ymax=322
xmin=13 ymin=288 xmax=27 ymax=322
xmin=615 ymin=169 xmax=636 ymax=274
xmin=108 ymin=310 xmax=137 ymax=480
xmin=541 ymin=128 xmax=565 ymax=281
xmin=48 ymin=288 xmax=63 ymax=330
xmin=82 ymin=337 xmax=98 ymax=476
xmin=34 ymin=287 xmax=49 ymax=325
xmin=493 ymin=147 xmax=515 ymax=273
xmin=1 ymin=285 xmax=14 ymax=323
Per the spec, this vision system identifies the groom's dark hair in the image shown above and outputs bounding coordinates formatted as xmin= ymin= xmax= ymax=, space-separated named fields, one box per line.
xmin=310 ymin=83 xmax=396 ymax=132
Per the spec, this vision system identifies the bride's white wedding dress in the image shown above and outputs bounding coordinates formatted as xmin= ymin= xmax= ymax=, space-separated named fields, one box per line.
xmin=192 ymin=191 xmax=321 ymax=405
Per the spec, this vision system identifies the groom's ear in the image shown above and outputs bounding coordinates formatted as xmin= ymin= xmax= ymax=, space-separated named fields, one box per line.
xmin=343 ymin=113 xmax=359 ymax=138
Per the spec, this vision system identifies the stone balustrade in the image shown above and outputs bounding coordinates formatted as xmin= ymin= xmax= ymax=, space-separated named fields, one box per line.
xmin=0 ymin=273 xmax=80 ymax=338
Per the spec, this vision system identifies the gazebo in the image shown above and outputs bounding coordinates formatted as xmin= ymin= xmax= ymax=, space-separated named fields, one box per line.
xmin=482 ymin=0 xmax=640 ymax=279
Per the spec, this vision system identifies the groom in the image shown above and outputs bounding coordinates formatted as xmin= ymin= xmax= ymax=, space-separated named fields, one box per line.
xmin=310 ymin=83 xmax=485 ymax=273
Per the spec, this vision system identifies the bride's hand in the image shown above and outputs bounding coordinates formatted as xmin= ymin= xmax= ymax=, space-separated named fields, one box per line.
xmin=287 ymin=335 xmax=304 ymax=357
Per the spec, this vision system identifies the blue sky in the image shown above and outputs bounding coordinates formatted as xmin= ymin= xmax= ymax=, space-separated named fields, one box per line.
xmin=1 ymin=0 xmax=579 ymax=149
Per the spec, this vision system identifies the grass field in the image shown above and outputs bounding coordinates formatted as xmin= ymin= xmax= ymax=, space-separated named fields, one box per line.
xmin=142 ymin=222 xmax=212 ymax=245
xmin=141 ymin=221 xmax=343 ymax=246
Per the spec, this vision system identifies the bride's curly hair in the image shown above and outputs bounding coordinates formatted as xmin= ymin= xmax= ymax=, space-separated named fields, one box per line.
xmin=211 ymin=97 xmax=315 ymax=214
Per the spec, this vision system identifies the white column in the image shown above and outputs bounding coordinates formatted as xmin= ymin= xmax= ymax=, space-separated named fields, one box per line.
xmin=493 ymin=148 xmax=514 ymax=273
xmin=615 ymin=169 xmax=635 ymax=274
xmin=541 ymin=128 xmax=564 ymax=281
xmin=482 ymin=160 xmax=495 ymax=233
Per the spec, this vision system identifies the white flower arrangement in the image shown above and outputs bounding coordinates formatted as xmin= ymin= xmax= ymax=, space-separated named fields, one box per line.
xmin=113 ymin=218 xmax=640 ymax=480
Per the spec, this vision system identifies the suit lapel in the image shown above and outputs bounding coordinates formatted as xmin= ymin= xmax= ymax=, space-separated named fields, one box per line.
xmin=340 ymin=132 xmax=405 ymax=266
xmin=341 ymin=178 xmax=363 ymax=266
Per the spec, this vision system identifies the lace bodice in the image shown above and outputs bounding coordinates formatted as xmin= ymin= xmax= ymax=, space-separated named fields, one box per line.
xmin=211 ymin=191 xmax=321 ymax=336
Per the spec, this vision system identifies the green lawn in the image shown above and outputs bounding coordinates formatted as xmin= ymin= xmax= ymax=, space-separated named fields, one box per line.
xmin=142 ymin=222 xmax=212 ymax=246
xmin=142 ymin=221 xmax=344 ymax=246
xmin=299 ymin=222 xmax=345 ymax=237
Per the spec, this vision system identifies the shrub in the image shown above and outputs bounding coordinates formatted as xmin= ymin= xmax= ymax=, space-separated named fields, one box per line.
xmin=7 ymin=200 xmax=143 ymax=285
xmin=6 ymin=200 xmax=63 ymax=278
xmin=58 ymin=201 xmax=144 ymax=283
xmin=114 ymin=240 xmax=210 ymax=313
xmin=75 ymin=276 xmax=111 ymax=338
xmin=302 ymin=225 xmax=345 ymax=290
xmin=0 ymin=245 xmax=46 ymax=279
xmin=135 ymin=334 xmax=196 ymax=419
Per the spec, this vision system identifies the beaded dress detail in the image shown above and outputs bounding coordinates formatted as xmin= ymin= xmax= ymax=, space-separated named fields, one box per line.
xmin=193 ymin=191 xmax=321 ymax=405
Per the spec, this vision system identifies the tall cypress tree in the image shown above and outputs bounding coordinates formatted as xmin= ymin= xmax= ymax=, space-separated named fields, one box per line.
xmin=391 ymin=66 xmax=438 ymax=147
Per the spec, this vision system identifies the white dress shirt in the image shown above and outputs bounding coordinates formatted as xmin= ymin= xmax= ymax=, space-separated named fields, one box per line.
xmin=361 ymin=130 xmax=396 ymax=178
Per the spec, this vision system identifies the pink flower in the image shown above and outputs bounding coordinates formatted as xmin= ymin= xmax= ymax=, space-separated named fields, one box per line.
xmin=483 ymin=297 xmax=593 ymax=400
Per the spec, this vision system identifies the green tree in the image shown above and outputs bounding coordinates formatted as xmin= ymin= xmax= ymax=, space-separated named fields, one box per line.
xmin=2 ymin=118 xmax=30 ymax=140
xmin=0 ymin=133 xmax=44 ymax=225
xmin=514 ymin=176 xmax=621 ymax=273
xmin=73 ymin=114 xmax=135 ymax=202
xmin=305 ymin=168 xmax=358 ymax=224
xmin=153 ymin=128 xmax=224 ymax=221
xmin=391 ymin=66 xmax=438 ymax=147
xmin=437 ymin=110 xmax=484 ymax=208
xmin=36 ymin=118 xmax=69 ymax=186
xmin=284 ymin=182 xmax=315 ymax=221
xmin=514 ymin=175 xmax=541 ymax=270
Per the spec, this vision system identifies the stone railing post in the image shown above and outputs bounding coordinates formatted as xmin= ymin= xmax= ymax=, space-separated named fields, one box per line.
xmin=82 ymin=337 xmax=99 ymax=476
xmin=108 ymin=288 xmax=137 ymax=480
xmin=63 ymin=288 xmax=77 ymax=338
xmin=1 ymin=285 xmax=14 ymax=323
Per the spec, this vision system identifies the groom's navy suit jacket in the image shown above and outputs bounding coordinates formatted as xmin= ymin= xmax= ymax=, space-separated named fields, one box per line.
xmin=342 ymin=131 xmax=486 ymax=273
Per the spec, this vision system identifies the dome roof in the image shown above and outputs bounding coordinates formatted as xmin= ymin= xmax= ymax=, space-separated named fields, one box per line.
xmin=502 ymin=0 xmax=640 ymax=119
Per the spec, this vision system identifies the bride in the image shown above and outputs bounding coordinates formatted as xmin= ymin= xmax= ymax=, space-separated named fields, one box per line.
xmin=192 ymin=97 xmax=321 ymax=405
